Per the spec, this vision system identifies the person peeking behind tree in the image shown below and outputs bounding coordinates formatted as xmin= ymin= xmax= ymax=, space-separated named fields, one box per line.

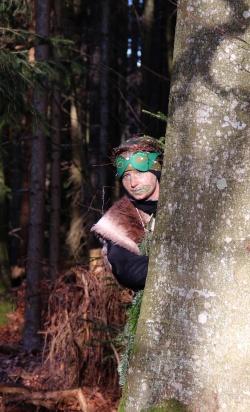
xmin=91 ymin=135 xmax=163 ymax=291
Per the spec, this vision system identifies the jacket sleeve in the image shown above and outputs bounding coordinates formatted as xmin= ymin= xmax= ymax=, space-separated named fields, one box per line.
xmin=107 ymin=242 xmax=148 ymax=291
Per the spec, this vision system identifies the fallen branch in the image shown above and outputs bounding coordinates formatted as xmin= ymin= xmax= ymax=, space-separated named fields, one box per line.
xmin=0 ymin=385 xmax=88 ymax=412
xmin=0 ymin=344 xmax=21 ymax=355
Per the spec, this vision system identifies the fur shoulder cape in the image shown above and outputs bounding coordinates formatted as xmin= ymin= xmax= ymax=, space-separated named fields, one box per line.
xmin=91 ymin=196 xmax=145 ymax=255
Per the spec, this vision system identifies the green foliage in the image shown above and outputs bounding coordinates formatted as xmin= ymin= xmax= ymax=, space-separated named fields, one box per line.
xmin=0 ymin=0 xmax=85 ymax=128
xmin=0 ymin=0 xmax=31 ymax=27
xmin=0 ymin=48 xmax=60 ymax=126
xmin=0 ymin=39 xmax=84 ymax=127
xmin=0 ymin=0 xmax=39 ymax=126
xmin=0 ymin=50 xmax=34 ymax=125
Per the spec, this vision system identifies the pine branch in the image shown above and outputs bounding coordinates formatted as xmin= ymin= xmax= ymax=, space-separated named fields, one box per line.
xmin=142 ymin=109 xmax=168 ymax=122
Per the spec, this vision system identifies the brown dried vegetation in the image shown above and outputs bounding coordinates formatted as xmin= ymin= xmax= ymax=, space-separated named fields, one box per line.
xmin=42 ymin=265 xmax=131 ymax=389
xmin=0 ymin=265 xmax=133 ymax=411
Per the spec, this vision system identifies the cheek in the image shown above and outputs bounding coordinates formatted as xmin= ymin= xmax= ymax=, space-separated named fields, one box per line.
xmin=122 ymin=179 xmax=129 ymax=190
xmin=142 ymin=176 xmax=157 ymax=189
xmin=122 ymin=180 xmax=134 ymax=194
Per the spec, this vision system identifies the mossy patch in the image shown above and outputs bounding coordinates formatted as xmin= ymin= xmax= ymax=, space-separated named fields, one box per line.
xmin=141 ymin=399 xmax=188 ymax=412
xmin=0 ymin=286 xmax=14 ymax=326
xmin=118 ymin=397 xmax=126 ymax=412
xmin=118 ymin=398 xmax=188 ymax=412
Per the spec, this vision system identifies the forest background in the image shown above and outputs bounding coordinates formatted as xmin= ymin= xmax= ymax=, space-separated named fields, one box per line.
xmin=0 ymin=0 xmax=176 ymax=410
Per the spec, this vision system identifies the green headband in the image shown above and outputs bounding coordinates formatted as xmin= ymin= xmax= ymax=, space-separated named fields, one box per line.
xmin=115 ymin=151 xmax=160 ymax=177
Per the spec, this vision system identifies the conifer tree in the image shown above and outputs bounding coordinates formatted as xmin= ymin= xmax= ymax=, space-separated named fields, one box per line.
xmin=23 ymin=0 xmax=50 ymax=351
xmin=49 ymin=0 xmax=62 ymax=279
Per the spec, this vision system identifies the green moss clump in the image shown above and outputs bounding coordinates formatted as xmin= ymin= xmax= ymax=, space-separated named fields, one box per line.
xmin=141 ymin=399 xmax=188 ymax=412
xmin=118 ymin=398 xmax=188 ymax=412
xmin=118 ymin=397 xmax=126 ymax=412
xmin=0 ymin=299 xmax=14 ymax=325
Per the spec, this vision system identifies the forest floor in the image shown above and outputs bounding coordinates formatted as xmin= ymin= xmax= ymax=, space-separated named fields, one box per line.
xmin=0 ymin=276 xmax=124 ymax=412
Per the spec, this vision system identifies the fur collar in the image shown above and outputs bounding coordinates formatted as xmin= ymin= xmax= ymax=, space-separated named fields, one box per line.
xmin=91 ymin=196 xmax=145 ymax=254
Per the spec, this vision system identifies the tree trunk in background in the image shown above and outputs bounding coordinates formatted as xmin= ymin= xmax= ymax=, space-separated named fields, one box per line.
xmin=99 ymin=0 xmax=109 ymax=193
xmin=110 ymin=0 xmax=128 ymax=142
xmin=19 ymin=135 xmax=31 ymax=273
xmin=18 ymin=49 xmax=36 ymax=279
xmin=66 ymin=98 xmax=86 ymax=260
xmin=109 ymin=0 xmax=128 ymax=202
xmin=122 ymin=0 xmax=250 ymax=410
xmin=49 ymin=0 xmax=62 ymax=280
xmin=65 ymin=1 xmax=92 ymax=260
xmin=122 ymin=0 xmax=144 ymax=139
xmin=141 ymin=0 xmax=176 ymax=137
xmin=23 ymin=0 xmax=50 ymax=351
xmin=85 ymin=1 xmax=102 ymax=250
xmin=9 ymin=133 xmax=23 ymax=283
xmin=0 ymin=148 xmax=10 ymax=288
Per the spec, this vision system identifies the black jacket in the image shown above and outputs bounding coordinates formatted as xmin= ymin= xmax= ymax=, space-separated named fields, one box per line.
xmin=107 ymin=242 xmax=148 ymax=290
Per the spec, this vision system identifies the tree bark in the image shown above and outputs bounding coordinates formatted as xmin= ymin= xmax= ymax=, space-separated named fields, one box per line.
xmin=0 ymin=149 xmax=10 ymax=287
xmin=141 ymin=0 xmax=176 ymax=137
xmin=49 ymin=0 xmax=62 ymax=280
xmin=122 ymin=0 xmax=143 ymax=138
xmin=122 ymin=0 xmax=250 ymax=410
xmin=99 ymin=0 xmax=110 ymax=191
xmin=23 ymin=0 xmax=50 ymax=351
xmin=8 ymin=132 xmax=22 ymax=283
xmin=19 ymin=135 xmax=31 ymax=272
xmin=109 ymin=0 xmax=128 ymax=150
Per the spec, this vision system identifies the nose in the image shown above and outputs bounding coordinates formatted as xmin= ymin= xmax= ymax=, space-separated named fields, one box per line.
xmin=130 ymin=174 xmax=139 ymax=188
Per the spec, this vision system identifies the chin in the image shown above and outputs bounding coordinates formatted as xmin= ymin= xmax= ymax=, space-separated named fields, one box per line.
xmin=131 ymin=192 xmax=152 ymax=200
xmin=134 ymin=195 xmax=147 ymax=200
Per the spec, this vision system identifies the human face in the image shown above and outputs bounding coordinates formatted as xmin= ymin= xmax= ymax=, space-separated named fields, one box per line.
xmin=122 ymin=169 xmax=159 ymax=201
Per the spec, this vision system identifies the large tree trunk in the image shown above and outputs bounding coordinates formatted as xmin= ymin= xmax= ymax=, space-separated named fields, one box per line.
xmin=122 ymin=0 xmax=250 ymax=410
xmin=23 ymin=0 xmax=50 ymax=351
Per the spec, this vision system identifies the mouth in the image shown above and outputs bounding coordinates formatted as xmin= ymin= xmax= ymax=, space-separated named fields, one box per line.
xmin=131 ymin=186 xmax=150 ymax=194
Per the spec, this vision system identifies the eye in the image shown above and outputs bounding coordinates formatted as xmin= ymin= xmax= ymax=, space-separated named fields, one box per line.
xmin=122 ymin=172 xmax=130 ymax=179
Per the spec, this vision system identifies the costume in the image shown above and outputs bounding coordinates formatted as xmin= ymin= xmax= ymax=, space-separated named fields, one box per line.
xmin=91 ymin=195 xmax=157 ymax=291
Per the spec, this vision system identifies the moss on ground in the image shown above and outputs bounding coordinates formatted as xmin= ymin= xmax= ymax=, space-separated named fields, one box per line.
xmin=0 ymin=284 xmax=15 ymax=325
